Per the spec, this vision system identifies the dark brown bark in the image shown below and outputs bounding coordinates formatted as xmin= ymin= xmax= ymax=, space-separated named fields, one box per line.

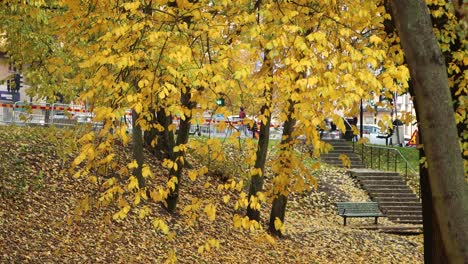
xmin=153 ymin=107 xmax=175 ymax=161
xmin=426 ymin=2 xmax=467 ymax=164
xmin=409 ymin=81 xmax=445 ymax=263
xmin=165 ymin=90 xmax=194 ymax=213
xmin=390 ymin=1 xmax=468 ymax=262
xmin=420 ymin=144 xmax=447 ymax=263
xmin=269 ymin=194 xmax=287 ymax=236
xmin=131 ymin=109 xmax=145 ymax=188
xmin=247 ymin=89 xmax=272 ymax=221
xmin=269 ymin=99 xmax=296 ymax=236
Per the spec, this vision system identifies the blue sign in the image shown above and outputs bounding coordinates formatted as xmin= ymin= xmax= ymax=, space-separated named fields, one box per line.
xmin=0 ymin=91 xmax=19 ymax=102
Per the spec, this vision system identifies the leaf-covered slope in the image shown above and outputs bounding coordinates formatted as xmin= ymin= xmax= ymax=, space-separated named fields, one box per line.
xmin=0 ymin=126 xmax=423 ymax=263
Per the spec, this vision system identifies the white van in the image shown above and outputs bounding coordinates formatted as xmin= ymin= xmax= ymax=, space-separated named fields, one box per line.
xmin=361 ymin=124 xmax=390 ymax=145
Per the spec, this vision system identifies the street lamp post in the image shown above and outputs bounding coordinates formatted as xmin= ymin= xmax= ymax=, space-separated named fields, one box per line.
xmin=360 ymin=99 xmax=363 ymax=139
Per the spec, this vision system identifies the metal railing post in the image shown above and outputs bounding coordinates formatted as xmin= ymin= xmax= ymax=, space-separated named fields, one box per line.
xmin=378 ymin=147 xmax=381 ymax=169
xmin=405 ymin=162 xmax=408 ymax=178
xmin=387 ymin=148 xmax=390 ymax=170
xmin=361 ymin=144 xmax=364 ymax=165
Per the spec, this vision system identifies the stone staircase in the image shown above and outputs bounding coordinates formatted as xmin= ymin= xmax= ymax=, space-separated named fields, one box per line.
xmin=321 ymin=139 xmax=365 ymax=169
xmin=349 ymin=169 xmax=422 ymax=225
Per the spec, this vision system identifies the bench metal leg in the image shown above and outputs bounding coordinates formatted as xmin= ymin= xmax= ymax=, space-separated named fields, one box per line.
xmin=344 ymin=217 xmax=347 ymax=226
xmin=375 ymin=217 xmax=378 ymax=225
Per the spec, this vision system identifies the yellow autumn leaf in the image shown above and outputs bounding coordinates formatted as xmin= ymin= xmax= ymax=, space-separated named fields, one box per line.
xmin=198 ymin=245 xmax=204 ymax=254
xmin=204 ymin=203 xmax=216 ymax=221
xmin=102 ymin=177 xmax=115 ymax=188
xmin=164 ymin=249 xmax=177 ymax=264
xmin=369 ymin=35 xmax=382 ymax=45
xmin=152 ymin=219 xmax=169 ymax=234
xmin=128 ymin=176 xmax=139 ymax=191
xmin=208 ymin=239 xmax=220 ymax=249
xmin=142 ymin=165 xmax=152 ymax=178
xmin=88 ymin=176 xmax=97 ymax=184
xmin=188 ymin=170 xmax=197 ymax=181
xmin=134 ymin=103 xmax=142 ymax=114
xmin=264 ymin=234 xmax=276 ymax=245
xmin=274 ymin=217 xmax=283 ymax=231
xmin=126 ymin=94 xmax=134 ymax=103
xmin=128 ymin=160 xmax=138 ymax=169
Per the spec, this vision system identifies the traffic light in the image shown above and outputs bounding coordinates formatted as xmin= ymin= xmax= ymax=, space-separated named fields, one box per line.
xmin=13 ymin=73 xmax=22 ymax=92
xmin=216 ymin=98 xmax=225 ymax=106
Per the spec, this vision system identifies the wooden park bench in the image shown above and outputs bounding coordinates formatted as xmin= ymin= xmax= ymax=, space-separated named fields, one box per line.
xmin=336 ymin=202 xmax=385 ymax=226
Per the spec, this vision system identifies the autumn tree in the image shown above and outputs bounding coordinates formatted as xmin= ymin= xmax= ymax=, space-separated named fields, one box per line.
xmin=1 ymin=1 xmax=430 ymax=258
xmin=389 ymin=0 xmax=468 ymax=262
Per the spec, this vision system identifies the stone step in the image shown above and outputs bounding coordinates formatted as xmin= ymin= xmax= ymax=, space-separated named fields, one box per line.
xmin=327 ymin=164 xmax=366 ymax=169
xmin=373 ymin=197 xmax=421 ymax=203
xmin=385 ymin=210 xmax=422 ymax=217
xmin=347 ymin=168 xmax=422 ymax=225
xmin=382 ymin=205 xmax=422 ymax=212
xmin=355 ymin=176 xmax=403 ymax=181
xmin=325 ymin=160 xmax=363 ymax=165
xmin=350 ymin=171 xmax=400 ymax=177
xmin=351 ymin=165 xmax=366 ymax=168
xmin=322 ymin=158 xmax=363 ymax=164
xmin=366 ymin=188 xmax=413 ymax=193
xmin=362 ymin=184 xmax=412 ymax=190
xmin=329 ymin=149 xmax=355 ymax=154
xmin=378 ymin=201 xmax=421 ymax=207
xmin=326 ymin=150 xmax=355 ymax=155
xmin=370 ymin=193 xmax=417 ymax=199
xmin=388 ymin=215 xmax=423 ymax=222
xmin=360 ymin=180 xmax=406 ymax=186
xmin=321 ymin=153 xmax=361 ymax=159
xmin=321 ymin=156 xmax=362 ymax=161
xmin=327 ymin=143 xmax=353 ymax=147
xmin=323 ymin=139 xmax=348 ymax=144
xmin=391 ymin=219 xmax=423 ymax=225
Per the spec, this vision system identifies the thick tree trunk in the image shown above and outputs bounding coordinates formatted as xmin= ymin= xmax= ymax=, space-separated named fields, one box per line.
xmin=154 ymin=107 xmax=175 ymax=161
xmin=390 ymin=1 xmax=468 ymax=262
xmin=411 ymin=83 xmax=446 ymax=263
xmin=426 ymin=2 xmax=468 ymax=167
xmin=269 ymin=99 xmax=296 ymax=236
xmin=132 ymin=109 xmax=145 ymax=188
xmin=247 ymin=90 xmax=272 ymax=221
xmin=165 ymin=90 xmax=194 ymax=213
xmin=420 ymin=145 xmax=447 ymax=263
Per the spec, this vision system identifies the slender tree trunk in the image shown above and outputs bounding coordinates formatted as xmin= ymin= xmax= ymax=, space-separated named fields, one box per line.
xmin=269 ymin=99 xmax=296 ymax=236
xmin=165 ymin=89 xmax=194 ymax=212
xmin=132 ymin=109 xmax=145 ymax=188
xmin=143 ymin=108 xmax=158 ymax=155
xmin=247 ymin=88 xmax=272 ymax=221
xmin=269 ymin=194 xmax=287 ymax=234
xmin=390 ymin=1 xmax=468 ymax=262
xmin=154 ymin=107 xmax=175 ymax=161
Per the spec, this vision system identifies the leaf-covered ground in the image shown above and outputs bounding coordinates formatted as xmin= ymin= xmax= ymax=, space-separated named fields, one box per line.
xmin=0 ymin=126 xmax=423 ymax=263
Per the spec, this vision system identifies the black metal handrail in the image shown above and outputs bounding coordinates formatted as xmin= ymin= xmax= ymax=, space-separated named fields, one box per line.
xmin=353 ymin=142 xmax=420 ymax=197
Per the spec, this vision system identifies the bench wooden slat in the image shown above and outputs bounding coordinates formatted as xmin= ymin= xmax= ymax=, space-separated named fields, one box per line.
xmin=336 ymin=202 xmax=384 ymax=226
